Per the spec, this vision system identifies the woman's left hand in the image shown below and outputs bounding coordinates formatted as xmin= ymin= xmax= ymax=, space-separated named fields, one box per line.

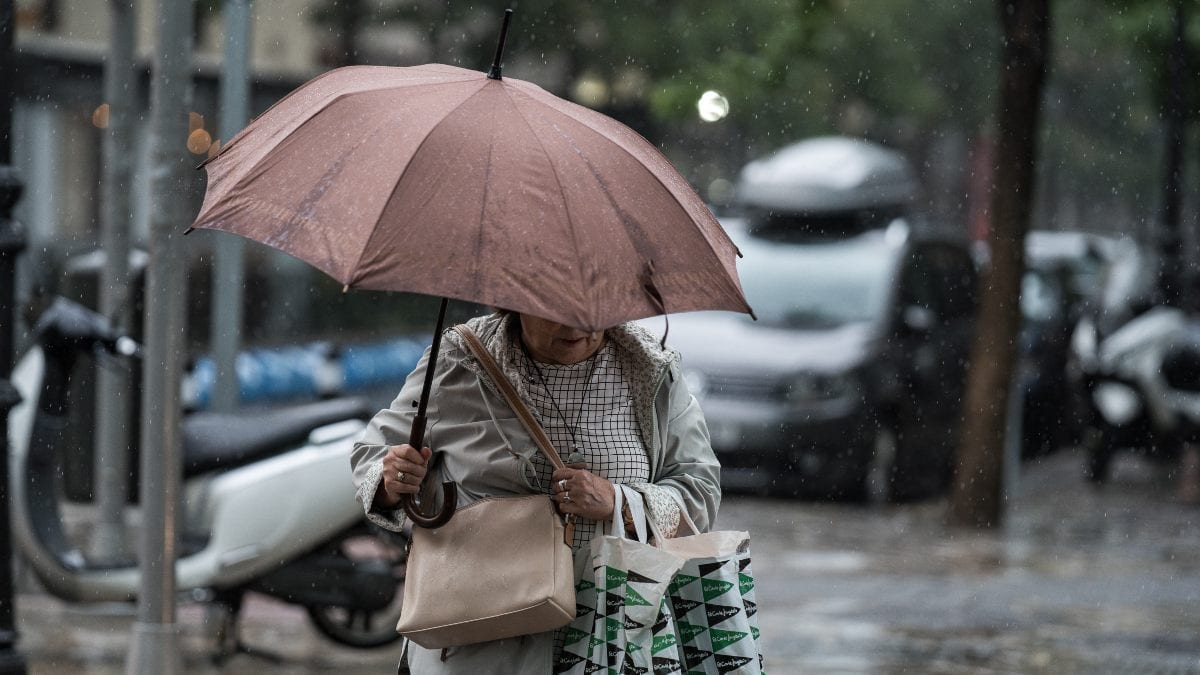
xmin=552 ymin=465 xmax=615 ymax=522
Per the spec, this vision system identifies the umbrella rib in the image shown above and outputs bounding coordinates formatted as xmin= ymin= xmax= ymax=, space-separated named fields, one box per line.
xmin=510 ymin=83 xmax=732 ymax=241
xmin=508 ymin=84 xmax=735 ymax=281
xmin=348 ymin=79 xmax=491 ymax=286
xmin=501 ymin=88 xmax=590 ymax=306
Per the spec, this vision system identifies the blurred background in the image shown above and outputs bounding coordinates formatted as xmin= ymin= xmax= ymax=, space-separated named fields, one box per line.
xmin=6 ymin=2 xmax=1200 ymax=672
xmin=7 ymin=0 xmax=1196 ymax=345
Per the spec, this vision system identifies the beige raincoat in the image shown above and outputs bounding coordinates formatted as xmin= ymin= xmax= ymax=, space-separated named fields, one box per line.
xmin=351 ymin=312 xmax=720 ymax=673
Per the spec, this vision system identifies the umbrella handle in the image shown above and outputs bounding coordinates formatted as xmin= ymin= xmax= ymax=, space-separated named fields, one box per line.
xmin=402 ymin=413 xmax=458 ymax=528
xmin=401 ymin=484 xmax=458 ymax=529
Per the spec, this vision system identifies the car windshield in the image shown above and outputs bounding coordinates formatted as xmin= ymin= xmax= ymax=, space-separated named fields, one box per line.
xmin=735 ymin=232 xmax=896 ymax=329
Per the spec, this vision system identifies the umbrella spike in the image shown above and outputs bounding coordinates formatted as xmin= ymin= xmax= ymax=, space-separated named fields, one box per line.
xmin=486 ymin=9 xmax=514 ymax=80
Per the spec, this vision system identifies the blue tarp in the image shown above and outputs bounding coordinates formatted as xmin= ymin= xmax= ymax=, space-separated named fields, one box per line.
xmin=186 ymin=335 xmax=431 ymax=409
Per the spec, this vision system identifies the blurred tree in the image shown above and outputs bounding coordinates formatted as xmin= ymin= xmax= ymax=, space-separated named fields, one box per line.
xmin=951 ymin=0 xmax=1051 ymax=528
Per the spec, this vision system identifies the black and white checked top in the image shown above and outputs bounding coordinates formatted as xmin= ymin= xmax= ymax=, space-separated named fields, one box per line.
xmin=515 ymin=339 xmax=650 ymax=551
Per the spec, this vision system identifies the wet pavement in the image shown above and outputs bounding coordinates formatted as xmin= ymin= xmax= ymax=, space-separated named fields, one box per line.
xmin=13 ymin=447 xmax=1200 ymax=673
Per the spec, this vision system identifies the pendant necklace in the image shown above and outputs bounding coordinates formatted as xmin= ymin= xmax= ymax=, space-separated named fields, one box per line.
xmin=524 ymin=346 xmax=601 ymax=455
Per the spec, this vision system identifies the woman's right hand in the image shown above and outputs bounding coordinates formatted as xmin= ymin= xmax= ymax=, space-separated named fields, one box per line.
xmin=376 ymin=444 xmax=432 ymax=509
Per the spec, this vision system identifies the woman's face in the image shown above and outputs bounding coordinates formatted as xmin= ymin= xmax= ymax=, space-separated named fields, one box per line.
xmin=519 ymin=314 xmax=604 ymax=364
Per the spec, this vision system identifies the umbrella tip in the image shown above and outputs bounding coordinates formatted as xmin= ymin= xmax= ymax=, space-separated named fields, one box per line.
xmin=486 ymin=9 xmax=514 ymax=80
xmin=183 ymin=227 xmax=195 ymax=236
xmin=342 ymin=284 xmax=351 ymax=294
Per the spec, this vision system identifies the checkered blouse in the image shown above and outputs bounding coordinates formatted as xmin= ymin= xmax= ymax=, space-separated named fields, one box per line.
xmin=513 ymin=339 xmax=650 ymax=551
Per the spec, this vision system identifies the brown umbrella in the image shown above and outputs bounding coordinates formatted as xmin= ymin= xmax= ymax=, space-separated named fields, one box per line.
xmin=189 ymin=12 xmax=753 ymax=526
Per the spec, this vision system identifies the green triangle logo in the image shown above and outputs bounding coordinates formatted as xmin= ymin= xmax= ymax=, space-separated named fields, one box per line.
xmin=709 ymin=628 xmax=749 ymax=652
xmin=669 ymin=573 xmax=699 ymax=595
xmin=625 ymin=585 xmax=653 ymax=607
xmin=605 ymin=566 xmax=628 ymax=590
xmin=605 ymin=617 xmax=622 ymax=642
xmin=751 ymin=626 xmax=761 ymax=641
xmin=589 ymin=636 xmax=606 ymax=649
xmin=652 ymin=632 xmax=677 ymax=654
xmin=738 ymin=573 xmax=754 ymax=596
xmin=702 ymin=579 xmax=735 ymax=601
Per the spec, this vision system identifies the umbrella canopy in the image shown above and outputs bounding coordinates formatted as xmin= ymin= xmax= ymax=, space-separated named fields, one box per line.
xmin=190 ymin=63 xmax=752 ymax=331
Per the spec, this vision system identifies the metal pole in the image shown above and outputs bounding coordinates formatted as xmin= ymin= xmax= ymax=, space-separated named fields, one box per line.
xmin=0 ymin=0 xmax=28 ymax=670
xmin=210 ymin=0 xmax=252 ymax=413
xmin=1159 ymin=0 xmax=1186 ymax=307
xmin=92 ymin=0 xmax=137 ymax=563
xmin=126 ymin=0 xmax=192 ymax=672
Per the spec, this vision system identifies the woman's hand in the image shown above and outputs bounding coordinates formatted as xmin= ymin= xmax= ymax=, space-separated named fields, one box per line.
xmin=552 ymin=464 xmax=615 ymax=522
xmin=375 ymin=444 xmax=432 ymax=509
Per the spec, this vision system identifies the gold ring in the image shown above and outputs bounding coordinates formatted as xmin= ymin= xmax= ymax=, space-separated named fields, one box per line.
xmin=397 ymin=471 xmax=406 ymax=483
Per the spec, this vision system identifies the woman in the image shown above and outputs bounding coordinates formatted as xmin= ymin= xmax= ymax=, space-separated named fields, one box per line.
xmin=351 ymin=310 xmax=720 ymax=673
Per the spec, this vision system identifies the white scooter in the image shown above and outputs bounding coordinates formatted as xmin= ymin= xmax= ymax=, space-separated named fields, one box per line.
xmin=1073 ymin=305 xmax=1190 ymax=482
xmin=7 ymin=297 xmax=407 ymax=657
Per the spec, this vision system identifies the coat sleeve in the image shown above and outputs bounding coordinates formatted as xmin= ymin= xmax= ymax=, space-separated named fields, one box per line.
xmin=633 ymin=363 xmax=721 ymax=537
xmin=350 ymin=346 xmax=437 ymax=531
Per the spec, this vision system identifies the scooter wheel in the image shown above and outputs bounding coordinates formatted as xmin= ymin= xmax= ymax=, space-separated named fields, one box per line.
xmin=306 ymin=523 xmax=408 ymax=649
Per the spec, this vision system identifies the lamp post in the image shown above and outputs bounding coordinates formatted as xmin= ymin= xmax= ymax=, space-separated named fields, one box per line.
xmin=0 ymin=0 xmax=29 ymax=671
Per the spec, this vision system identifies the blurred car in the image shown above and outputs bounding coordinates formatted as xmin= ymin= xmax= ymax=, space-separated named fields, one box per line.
xmin=650 ymin=217 xmax=978 ymax=501
xmin=733 ymin=135 xmax=921 ymax=229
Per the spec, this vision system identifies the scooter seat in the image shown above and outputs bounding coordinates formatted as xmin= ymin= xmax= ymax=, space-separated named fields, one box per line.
xmin=182 ymin=397 xmax=374 ymax=477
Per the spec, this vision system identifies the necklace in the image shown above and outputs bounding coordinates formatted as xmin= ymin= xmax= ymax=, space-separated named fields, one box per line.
xmin=523 ymin=345 xmax=602 ymax=455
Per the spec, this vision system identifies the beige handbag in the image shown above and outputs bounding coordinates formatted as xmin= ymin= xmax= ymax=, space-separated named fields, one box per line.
xmin=395 ymin=325 xmax=576 ymax=649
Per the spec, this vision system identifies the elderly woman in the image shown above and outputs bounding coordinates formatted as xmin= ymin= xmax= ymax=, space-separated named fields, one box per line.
xmin=351 ymin=310 xmax=720 ymax=673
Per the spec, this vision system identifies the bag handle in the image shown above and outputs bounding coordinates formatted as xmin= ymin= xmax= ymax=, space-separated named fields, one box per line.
xmin=453 ymin=325 xmax=567 ymax=471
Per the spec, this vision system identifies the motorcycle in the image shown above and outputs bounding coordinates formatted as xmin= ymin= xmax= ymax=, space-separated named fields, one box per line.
xmin=1072 ymin=305 xmax=1189 ymax=482
xmin=7 ymin=297 xmax=408 ymax=658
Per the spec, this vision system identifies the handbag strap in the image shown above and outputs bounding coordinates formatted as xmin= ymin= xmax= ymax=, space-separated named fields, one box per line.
xmin=453 ymin=325 xmax=567 ymax=471
xmin=454 ymin=325 xmax=576 ymax=544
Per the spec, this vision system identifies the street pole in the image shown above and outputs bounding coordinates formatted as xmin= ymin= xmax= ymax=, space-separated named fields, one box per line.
xmin=211 ymin=0 xmax=252 ymax=413
xmin=125 ymin=0 xmax=192 ymax=672
xmin=93 ymin=0 xmax=137 ymax=563
xmin=0 ymin=1 xmax=28 ymax=671
xmin=1159 ymin=0 xmax=1186 ymax=308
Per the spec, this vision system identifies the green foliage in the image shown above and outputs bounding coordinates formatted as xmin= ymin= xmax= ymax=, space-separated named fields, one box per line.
xmin=305 ymin=0 xmax=1196 ymax=230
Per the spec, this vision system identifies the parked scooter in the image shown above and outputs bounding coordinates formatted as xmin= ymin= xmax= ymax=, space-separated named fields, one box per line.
xmin=7 ymin=297 xmax=408 ymax=657
xmin=1072 ymin=305 xmax=1189 ymax=482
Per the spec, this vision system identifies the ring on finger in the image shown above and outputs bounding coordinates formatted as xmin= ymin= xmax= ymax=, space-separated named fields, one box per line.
xmin=397 ymin=471 xmax=406 ymax=483
xmin=563 ymin=491 xmax=571 ymax=503
xmin=558 ymin=479 xmax=567 ymax=492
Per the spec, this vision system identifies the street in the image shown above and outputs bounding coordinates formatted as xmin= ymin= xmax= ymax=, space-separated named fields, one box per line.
xmin=15 ymin=447 xmax=1200 ymax=674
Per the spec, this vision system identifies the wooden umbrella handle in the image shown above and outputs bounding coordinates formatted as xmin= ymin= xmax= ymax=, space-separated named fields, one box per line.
xmin=402 ymin=416 xmax=457 ymax=528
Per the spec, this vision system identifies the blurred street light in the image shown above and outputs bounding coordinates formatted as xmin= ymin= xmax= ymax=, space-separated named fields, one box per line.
xmin=697 ymin=90 xmax=729 ymax=122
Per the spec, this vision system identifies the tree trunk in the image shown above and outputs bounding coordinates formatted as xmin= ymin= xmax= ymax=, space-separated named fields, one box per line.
xmin=949 ymin=0 xmax=1050 ymax=528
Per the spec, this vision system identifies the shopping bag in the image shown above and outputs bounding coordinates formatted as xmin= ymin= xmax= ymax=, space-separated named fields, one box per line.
xmin=556 ymin=487 xmax=685 ymax=674
xmin=656 ymin=512 xmax=764 ymax=674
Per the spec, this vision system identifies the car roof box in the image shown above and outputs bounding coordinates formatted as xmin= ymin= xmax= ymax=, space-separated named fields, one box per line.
xmin=736 ymin=136 xmax=920 ymax=213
